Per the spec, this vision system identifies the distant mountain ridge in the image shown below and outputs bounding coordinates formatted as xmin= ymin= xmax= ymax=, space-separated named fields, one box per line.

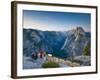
xmin=23 ymin=27 xmax=90 ymax=59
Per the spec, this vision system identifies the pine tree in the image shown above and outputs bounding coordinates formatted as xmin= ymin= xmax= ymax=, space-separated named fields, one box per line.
xmin=83 ymin=46 xmax=90 ymax=56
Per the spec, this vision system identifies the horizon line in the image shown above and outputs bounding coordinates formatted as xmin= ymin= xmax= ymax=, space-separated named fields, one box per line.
xmin=23 ymin=27 xmax=90 ymax=32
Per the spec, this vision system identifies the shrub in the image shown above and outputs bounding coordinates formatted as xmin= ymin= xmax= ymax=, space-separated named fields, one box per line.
xmin=42 ymin=62 xmax=60 ymax=68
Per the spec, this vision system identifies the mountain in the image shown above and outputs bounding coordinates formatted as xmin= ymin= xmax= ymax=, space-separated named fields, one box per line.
xmin=23 ymin=27 xmax=90 ymax=59
xmin=61 ymin=27 xmax=90 ymax=57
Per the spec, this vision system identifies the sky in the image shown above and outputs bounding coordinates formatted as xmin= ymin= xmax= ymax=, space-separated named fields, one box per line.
xmin=23 ymin=10 xmax=91 ymax=32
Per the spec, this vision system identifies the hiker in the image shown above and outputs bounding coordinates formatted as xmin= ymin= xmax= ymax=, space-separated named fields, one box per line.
xmin=31 ymin=52 xmax=38 ymax=60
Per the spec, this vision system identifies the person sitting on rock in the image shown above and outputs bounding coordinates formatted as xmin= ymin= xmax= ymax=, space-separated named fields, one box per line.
xmin=31 ymin=52 xmax=38 ymax=60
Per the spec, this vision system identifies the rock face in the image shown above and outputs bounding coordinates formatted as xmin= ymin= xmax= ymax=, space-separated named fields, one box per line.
xmin=61 ymin=27 xmax=90 ymax=57
xmin=23 ymin=27 xmax=90 ymax=59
